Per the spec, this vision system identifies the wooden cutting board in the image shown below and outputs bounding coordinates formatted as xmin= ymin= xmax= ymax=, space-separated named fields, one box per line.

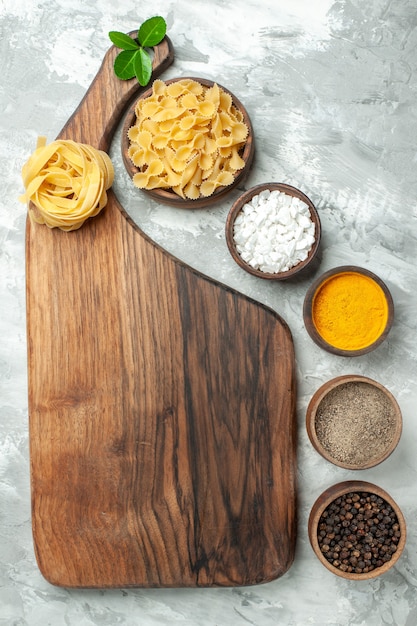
xmin=25 ymin=37 xmax=297 ymax=588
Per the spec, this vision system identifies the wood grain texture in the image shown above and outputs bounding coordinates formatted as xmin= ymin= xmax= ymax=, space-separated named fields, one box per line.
xmin=26 ymin=36 xmax=297 ymax=588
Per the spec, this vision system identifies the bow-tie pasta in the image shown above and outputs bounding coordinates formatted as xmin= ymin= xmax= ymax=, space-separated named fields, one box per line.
xmin=127 ymin=79 xmax=249 ymax=200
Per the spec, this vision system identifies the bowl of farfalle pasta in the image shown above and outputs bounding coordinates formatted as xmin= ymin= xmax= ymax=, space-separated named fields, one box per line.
xmin=122 ymin=77 xmax=254 ymax=208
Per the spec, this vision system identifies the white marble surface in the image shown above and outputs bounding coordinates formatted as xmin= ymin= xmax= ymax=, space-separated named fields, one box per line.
xmin=2 ymin=0 xmax=417 ymax=623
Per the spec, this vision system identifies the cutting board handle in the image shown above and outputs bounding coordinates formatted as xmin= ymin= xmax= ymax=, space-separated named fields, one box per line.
xmin=57 ymin=33 xmax=174 ymax=149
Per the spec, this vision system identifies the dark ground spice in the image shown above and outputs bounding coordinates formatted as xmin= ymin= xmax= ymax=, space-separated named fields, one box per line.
xmin=315 ymin=381 xmax=397 ymax=466
xmin=317 ymin=491 xmax=401 ymax=574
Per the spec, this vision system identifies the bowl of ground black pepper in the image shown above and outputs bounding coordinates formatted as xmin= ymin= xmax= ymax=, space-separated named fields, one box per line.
xmin=306 ymin=375 xmax=402 ymax=470
xmin=308 ymin=481 xmax=406 ymax=579
xmin=303 ymin=266 xmax=394 ymax=356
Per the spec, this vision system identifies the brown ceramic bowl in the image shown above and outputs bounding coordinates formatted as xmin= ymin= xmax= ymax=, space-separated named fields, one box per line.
xmin=225 ymin=183 xmax=321 ymax=280
xmin=306 ymin=375 xmax=402 ymax=470
xmin=308 ymin=480 xmax=406 ymax=580
xmin=303 ymin=265 xmax=394 ymax=356
xmin=121 ymin=77 xmax=254 ymax=208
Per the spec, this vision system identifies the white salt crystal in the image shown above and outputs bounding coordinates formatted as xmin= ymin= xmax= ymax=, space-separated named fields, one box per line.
xmin=232 ymin=188 xmax=317 ymax=274
xmin=277 ymin=207 xmax=291 ymax=225
xmin=254 ymin=212 xmax=266 ymax=226
xmin=286 ymin=240 xmax=296 ymax=257
xmin=296 ymin=238 xmax=308 ymax=250
xmin=242 ymin=202 xmax=254 ymax=214
xmin=298 ymin=214 xmax=313 ymax=229
xmin=234 ymin=232 xmax=246 ymax=246
xmin=259 ymin=189 xmax=271 ymax=202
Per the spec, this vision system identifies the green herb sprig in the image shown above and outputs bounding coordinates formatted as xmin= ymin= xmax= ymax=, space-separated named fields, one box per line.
xmin=109 ymin=16 xmax=167 ymax=87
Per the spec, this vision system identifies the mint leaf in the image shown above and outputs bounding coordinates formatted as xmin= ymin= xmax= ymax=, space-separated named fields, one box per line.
xmin=138 ymin=16 xmax=166 ymax=47
xmin=110 ymin=16 xmax=168 ymax=86
xmin=109 ymin=31 xmax=140 ymax=50
xmin=113 ymin=50 xmax=138 ymax=80
xmin=134 ymin=48 xmax=153 ymax=86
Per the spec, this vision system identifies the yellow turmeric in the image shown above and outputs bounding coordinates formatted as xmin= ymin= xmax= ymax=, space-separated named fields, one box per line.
xmin=312 ymin=271 xmax=389 ymax=351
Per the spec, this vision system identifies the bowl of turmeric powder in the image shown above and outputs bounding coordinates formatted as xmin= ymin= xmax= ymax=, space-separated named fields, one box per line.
xmin=303 ymin=266 xmax=394 ymax=356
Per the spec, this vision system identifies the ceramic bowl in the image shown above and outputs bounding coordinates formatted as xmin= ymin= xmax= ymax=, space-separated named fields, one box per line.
xmin=225 ymin=182 xmax=321 ymax=280
xmin=303 ymin=265 xmax=394 ymax=356
xmin=121 ymin=77 xmax=254 ymax=208
xmin=306 ymin=375 xmax=402 ymax=470
xmin=308 ymin=480 xmax=406 ymax=580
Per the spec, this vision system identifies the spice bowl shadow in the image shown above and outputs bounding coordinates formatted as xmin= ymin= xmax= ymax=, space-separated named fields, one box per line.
xmin=121 ymin=77 xmax=255 ymax=209
xmin=306 ymin=375 xmax=402 ymax=470
xmin=308 ymin=480 xmax=406 ymax=580
xmin=303 ymin=265 xmax=394 ymax=356
xmin=225 ymin=182 xmax=321 ymax=280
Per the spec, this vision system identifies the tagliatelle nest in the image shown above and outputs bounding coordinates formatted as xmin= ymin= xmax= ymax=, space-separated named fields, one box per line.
xmin=20 ymin=137 xmax=114 ymax=231
xmin=127 ymin=79 xmax=249 ymax=199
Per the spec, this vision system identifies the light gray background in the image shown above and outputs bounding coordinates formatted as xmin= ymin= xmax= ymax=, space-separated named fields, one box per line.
xmin=1 ymin=0 xmax=417 ymax=624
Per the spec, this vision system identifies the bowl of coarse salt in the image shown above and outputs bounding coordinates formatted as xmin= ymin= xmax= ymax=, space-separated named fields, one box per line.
xmin=225 ymin=183 xmax=321 ymax=279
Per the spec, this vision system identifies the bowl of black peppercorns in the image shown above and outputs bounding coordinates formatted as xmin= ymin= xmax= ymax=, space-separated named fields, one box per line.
xmin=308 ymin=481 xmax=406 ymax=580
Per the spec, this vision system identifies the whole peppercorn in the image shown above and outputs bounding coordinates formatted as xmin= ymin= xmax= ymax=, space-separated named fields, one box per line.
xmin=316 ymin=491 xmax=400 ymax=575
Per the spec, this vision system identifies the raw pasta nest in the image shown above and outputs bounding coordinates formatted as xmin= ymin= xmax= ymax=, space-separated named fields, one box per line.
xmin=20 ymin=137 xmax=114 ymax=231
xmin=127 ymin=79 xmax=249 ymax=200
